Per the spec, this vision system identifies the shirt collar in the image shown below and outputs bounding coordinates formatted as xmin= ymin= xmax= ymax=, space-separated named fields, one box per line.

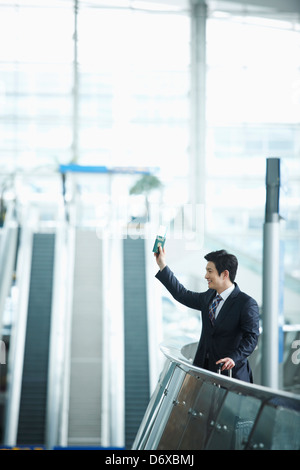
xmin=219 ymin=284 xmax=235 ymax=302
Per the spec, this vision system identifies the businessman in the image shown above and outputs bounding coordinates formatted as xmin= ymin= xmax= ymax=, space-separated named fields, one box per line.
xmin=155 ymin=248 xmax=260 ymax=383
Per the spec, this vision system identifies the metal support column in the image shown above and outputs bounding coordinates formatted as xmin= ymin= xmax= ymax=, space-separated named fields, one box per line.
xmin=189 ymin=0 xmax=207 ymax=214
xmin=262 ymin=158 xmax=281 ymax=389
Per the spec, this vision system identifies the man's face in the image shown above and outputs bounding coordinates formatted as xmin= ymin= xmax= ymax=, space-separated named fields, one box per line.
xmin=205 ymin=261 xmax=223 ymax=291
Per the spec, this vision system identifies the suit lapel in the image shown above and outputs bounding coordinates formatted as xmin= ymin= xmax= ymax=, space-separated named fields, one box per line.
xmin=214 ymin=284 xmax=240 ymax=327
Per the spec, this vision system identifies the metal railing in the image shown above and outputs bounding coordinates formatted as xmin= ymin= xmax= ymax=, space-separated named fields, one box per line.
xmin=132 ymin=342 xmax=300 ymax=450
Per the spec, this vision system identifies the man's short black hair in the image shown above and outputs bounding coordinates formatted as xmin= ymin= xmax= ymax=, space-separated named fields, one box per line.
xmin=204 ymin=249 xmax=238 ymax=283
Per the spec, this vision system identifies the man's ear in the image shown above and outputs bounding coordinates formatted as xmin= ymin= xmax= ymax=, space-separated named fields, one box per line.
xmin=222 ymin=269 xmax=230 ymax=280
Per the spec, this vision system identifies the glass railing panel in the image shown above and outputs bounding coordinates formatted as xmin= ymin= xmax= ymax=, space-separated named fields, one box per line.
xmin=132 ymin=360 xmax=178 ymax=449
xmin=134 ymin=343 xmax=300 ymax=450
xmin=158 ymin=376 xmax=228 ymax=450
xmin=205 ymin=390 xmax=261 ymax=450
xmin=177 ymin=380 xmax=227 ymax=450
xmin=143 ymin=365 xmax=187 ymax=450
xmin=248 ymin=399 xmax=300 ymax=450
xmin=157 ymin=373 xmax=202 ymax=450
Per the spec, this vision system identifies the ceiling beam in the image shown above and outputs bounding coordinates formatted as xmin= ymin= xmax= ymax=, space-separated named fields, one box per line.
xmin=154 ymin=0 xmax=300 ymax=15
xmin=217 ymin=0 xmax=300 ymax=14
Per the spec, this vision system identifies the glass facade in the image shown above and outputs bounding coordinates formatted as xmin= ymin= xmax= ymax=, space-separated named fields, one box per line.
xmin=206 ymin=15 xmax=300 ymax=294
xmin=0 ymin=0 xmax=299 ymax=450
xmin=0 ymin=1 xmax=190 ymax=174
xmin=0 ymin=2 xmax=74 ymax=169
xmin=0 ymin=1 xmax=299 ymax=313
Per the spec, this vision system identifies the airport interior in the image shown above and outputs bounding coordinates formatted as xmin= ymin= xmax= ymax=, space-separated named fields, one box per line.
xmin=0 ymin=0 xmax=299 ymax=451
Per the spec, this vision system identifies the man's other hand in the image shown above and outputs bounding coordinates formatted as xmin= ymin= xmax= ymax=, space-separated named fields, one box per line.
xmin=216 ymin=357 xmax=235 ymax=371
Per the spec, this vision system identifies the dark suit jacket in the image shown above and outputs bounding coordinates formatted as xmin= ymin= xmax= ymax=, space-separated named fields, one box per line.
xmin=156 ymin=266 xmax=260 ymax=383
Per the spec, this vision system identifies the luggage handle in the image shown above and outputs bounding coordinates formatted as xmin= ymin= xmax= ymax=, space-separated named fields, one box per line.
xmin=217 ymin=362 xmax=232 ymax=378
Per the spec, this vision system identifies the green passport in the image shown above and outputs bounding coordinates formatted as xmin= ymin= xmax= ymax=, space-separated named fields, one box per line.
xmin=153 ymin=225 xmax=167 ymax=253
xmin=152 ymin=235 xmax=166 ymax=253
xmin=152 ymin=234 xmax=166 ymax=253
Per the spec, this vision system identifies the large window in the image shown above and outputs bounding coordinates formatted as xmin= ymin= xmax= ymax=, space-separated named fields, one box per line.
xmin=206 ymin=13 xmax=300 ymax=319
xmin=77 ymin=5 xmax=190 ymax=176
xmin=0 ymin=2 xmax=74 ymax=170
xmin=0 ymin=1 xmax=190 ymax=178
xmin=0 ymin=1 xmax=299 ymax=317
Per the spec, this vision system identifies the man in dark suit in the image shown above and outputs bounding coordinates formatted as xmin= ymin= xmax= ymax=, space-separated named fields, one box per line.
xmin=155 ymin=248 xmax=260 ymax=383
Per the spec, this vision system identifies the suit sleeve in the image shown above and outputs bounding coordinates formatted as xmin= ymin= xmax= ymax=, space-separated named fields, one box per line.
xmin=155 ymin=266 xmax=205 ymax=311
xmin=230 ymin=297 xmax=260 ymax=365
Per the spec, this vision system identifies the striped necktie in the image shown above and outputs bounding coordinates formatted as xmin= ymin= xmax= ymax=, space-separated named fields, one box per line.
xmin=209 ymin=294 xmax=222 ymax=325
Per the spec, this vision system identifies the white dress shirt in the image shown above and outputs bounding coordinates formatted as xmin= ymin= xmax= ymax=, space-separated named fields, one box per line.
xmin=214 ymin=284 xmax=235 ymax=319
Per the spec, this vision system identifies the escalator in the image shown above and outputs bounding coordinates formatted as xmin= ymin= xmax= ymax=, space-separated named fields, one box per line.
xmin=123 ymin=237 xmax=150 ymax=449
xmin=16 ymin=233 xmax=55 ymax=445
xmin=65 ymin=229 xmax=104 ymax=447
